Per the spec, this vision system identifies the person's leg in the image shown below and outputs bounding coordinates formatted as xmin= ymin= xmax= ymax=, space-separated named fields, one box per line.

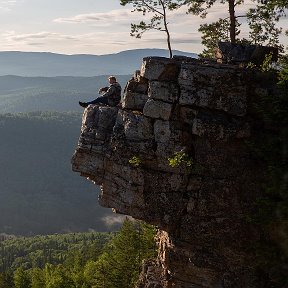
xmin=87 ymin=96 xmax=109 ymax=105
xmin=79 ymin=101 xmax=88 ymax=107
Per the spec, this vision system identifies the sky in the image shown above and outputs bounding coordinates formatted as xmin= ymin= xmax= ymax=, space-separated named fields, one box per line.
xmin=0 ymin=0 xmax=287 ymax=55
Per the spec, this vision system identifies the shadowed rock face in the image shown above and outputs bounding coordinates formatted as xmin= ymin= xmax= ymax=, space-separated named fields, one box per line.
xmin=72 ymin=57 xmax=278 ymax=288
xmin=216 ymin=42 xmax=278 ymax=65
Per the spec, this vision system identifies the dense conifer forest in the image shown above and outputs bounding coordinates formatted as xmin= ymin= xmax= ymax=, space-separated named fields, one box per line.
xmin=0 ymin=219 xmax=157 ymax=288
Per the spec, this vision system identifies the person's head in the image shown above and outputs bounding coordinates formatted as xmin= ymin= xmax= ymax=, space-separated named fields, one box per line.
xmin=108 ymin=76 xmax=116 ymax=84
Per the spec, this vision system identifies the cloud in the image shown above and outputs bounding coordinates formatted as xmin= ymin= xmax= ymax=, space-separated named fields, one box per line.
xmin=2 ymin=0 xmax=286 ymax=55
xmin=0 ymin=0 xmax=18 ymax=5
xmin=51 ymin=3 xmax=258 ymax=41
xmin=101 ymin=215 xmax=128 ymax=227
xmin=50 ymin=2 xmax=258 ymax=50
xmin=54 ymin=8 xmax=143 ymax=26
xmin=0 ymin=0 xmax=19 ymax=11
xmin=53 ymin=6 xmax=198 ymax=27
xmin=4 ymin=31 xmax=79 ymax=43
xmin=139 ymin=30 xmax=201 ymax=45
xmin=27 ymin=42 xmax=45 ymax=46
xmin=0 ymin=28 xmax=204 ymax=54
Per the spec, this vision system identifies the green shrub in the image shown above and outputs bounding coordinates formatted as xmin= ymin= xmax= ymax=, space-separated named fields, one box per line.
xmin=168 ymin=151 xmax=193 ymax=168
xmin=129 ymin=156 xmax=142 ymax=167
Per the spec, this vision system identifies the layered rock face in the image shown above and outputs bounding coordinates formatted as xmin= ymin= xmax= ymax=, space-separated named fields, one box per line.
xmin=72 ymin=57 xmax=277 ymax=288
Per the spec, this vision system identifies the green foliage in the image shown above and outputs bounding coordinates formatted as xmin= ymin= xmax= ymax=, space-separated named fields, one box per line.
xmin=247 ymin=52 xmax=275 ymax=71
xmin=30 ymin=268 xmax=45 ymax=288
xmin=177 ymin=0 xmax=220 ymax=18
xmin=278 ymin=55 xmax=288 ymax=87
xmin=0 ymin=221 xmax=157 ymax=288
xmin=0 ymin=272 xmax=13 ymax=288
xmin=14 ymin=267 xmax=31 ymax=288
xmin=44 ymin=264 xmax=75 ymax=288
xmin=247 ymin=3 xmax=284 ymax=50
xmin=246 ymin=62 xmax=257 ymax=69
xmin=198 ymin=18 xmax=231 ymax=58
xmin=168 ymin=151 xmax=193 ymax=169
xmin=83 ymin=219 xmax=157 ymax=288
xmin=0 ymin=232 xmax=112 ymax=273
xmin=129 ymin=156 xmax=142 ymax=167
xmin=172 ymin=0 xmax=286 ymax=58
xmin=260 ymin=52 xmax=274 ymax=72
xmin=171 ymin=0 xmax=244 ymax=52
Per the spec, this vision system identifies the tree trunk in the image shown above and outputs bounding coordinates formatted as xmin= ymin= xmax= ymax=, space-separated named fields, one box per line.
xmin=160 ymin=0 xmax=173 ymax=59
xmin=229 ymin=0 xmax=236 ymax=43
xmin=165 ymin=26 xmax=173 ymax=59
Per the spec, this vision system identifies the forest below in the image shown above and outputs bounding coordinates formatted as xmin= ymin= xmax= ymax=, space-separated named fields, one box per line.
xmin=0 ymin=219 xmax=157 ymax=288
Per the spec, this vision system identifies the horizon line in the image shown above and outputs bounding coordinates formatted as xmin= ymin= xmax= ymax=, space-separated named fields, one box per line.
xmin=0 ymin=48 xmax=197 ymax=57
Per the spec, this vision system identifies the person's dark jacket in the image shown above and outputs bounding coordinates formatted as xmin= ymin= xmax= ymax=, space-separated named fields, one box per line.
xmin=100 ymin=82 xmax=121 ymax=106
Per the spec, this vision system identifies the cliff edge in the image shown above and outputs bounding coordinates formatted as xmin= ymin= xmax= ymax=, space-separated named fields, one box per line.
xmin=72 ymin=56 xmax=278 ymax=288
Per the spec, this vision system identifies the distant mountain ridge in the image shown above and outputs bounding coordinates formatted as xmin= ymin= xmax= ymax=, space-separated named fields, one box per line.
xmin=0 ymin=49 xmax=197 ymax=77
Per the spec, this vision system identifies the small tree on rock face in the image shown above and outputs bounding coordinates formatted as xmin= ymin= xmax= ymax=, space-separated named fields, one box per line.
xmin=120 ymin=0 xmax=174 ymax=58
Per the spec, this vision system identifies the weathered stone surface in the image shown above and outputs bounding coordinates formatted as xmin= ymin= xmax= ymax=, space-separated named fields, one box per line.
xmin=154 ymin=120 xmax=171 ymax=143
xmin=149 ymin=81 xmax=179 ymax=103
xmin=116 ymin=110 xmax=154 ymax=141
xmin=98 ymin=162 xmax=145 ymax=214
xmin=71 ymin=150 xmax=104 ymax=178
xmin=96 ymin=106 xmax=118 ymax=130
xmin=77 ymin=105 xmax=119 ymax=151
xmin=178 ymin=64 xmax=247 ymax=116
xmin=141 ymin=57 xmax=180 ymax=81
xmin=122 ymin=91 xmax=149 ymax=110
xmin=83 ymin=104 xmax=118 ymax=130
xmin=122 ymin=74 xmax=149 ymax=110
xmin=143 ymin=99 xmax=173 ymax=120
xmin=179 ymin=106 xmax=197 ymax=126
xmin=72 ymin=56 xmax=278 ymax=288
xmin=191 ymin=111 xmax=251 ymax=140
xmin=125 ymin=74 xmax=149 ymax=94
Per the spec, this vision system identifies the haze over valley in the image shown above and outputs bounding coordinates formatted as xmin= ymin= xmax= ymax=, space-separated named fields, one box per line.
xmin=0 ymin=48 xmax=196 ymax=236
xmin=0 ymin=49 xmax=197 ymax=77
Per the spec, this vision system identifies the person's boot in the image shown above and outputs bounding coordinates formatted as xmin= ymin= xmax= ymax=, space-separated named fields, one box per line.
xmin=79 ymin=101 xmax=88 ymax=108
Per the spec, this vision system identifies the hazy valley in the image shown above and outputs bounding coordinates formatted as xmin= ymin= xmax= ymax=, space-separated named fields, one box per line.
xmin=0 ymin=49 xmax=197 ymax=77
xmin=0 ymin=48 xmax=197 ymax=236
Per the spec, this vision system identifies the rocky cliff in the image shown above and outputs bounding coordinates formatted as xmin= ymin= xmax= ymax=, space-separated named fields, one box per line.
xmin=72 ymin=56 xmax=278 ymax=287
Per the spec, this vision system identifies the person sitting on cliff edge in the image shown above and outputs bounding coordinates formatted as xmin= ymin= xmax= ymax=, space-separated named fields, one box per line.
xmin=79 ymin=76 xmax=122 ymax=108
